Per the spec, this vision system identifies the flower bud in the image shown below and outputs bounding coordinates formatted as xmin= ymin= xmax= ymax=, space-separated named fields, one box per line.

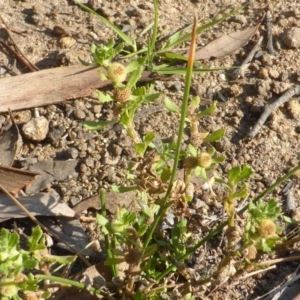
xmin=197 ymin=152 xmax=212 ymax=168
xmin=258 ymin=219 xmax=277 ymax=238
xmin=245 ymin=245 xmax=257 ymax=260
xmin=107 ymin=62 xmax=127 ymax=84
xmin=113 ymin=87 xmax=131 ymax=102
xmin=184 ymin=156 xmax=198 ymax=169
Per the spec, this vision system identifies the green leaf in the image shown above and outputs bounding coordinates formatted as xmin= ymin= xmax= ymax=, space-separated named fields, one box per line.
xmin=188 ymin=144 xmax=197 ymax=157
xmin=160 ymin=52 xmax=188 ymax=61
xmin=197 ymin=102 xmax=217 ymax=118
xmin=190 ymin=95 xmax=200 ymax=108
xmin=135 ymin=132 xmax=155 ymax=156
xmin=83 ymin=120 xmax=117 ymax=130
xmin=164 ymin=97 xmax=180 ymax=113
xmin=97 ymin=90 xmax=113 ymax=102
xmin=96 ymin=214 xmax=109 ymax=227
xmin=127 ymin=64 xmax=144 ymax=88
xmin=125 ymin=57 xmax=145 ymax=73
xmin=111 ymin=185 xmax=137 ymax=193
xmin=229 ymin=183 xmax=249 ymax=200
xmin=158 ymin=6 xmax=245 ymax=52
xmin=213 ymin=155 xmax=226 ymax=164
xmin=105 ymin=257 xmax=125 ymax=265
xmin=154 ymin=67 xmax=223 ymax=75
xmin=161 ymin=166 xmax=172 ymax=183
xmin=78 ymin=57 xmax=92 ymax=66
xmin=144 ymin=93 xmax=160 ymax=102
xmin=228 ymin=165 xmax=253 ymax=186
xmin=194 ymin=166 xmax=207 ymax=179
xmin=28 ymin=226 xmax=46 ymax=252
xmin=75 ymin=2 xmax=136 ymax=49
xmin=7 ymin=231 xmax=19 ymax=249
xmin=282 ymin=215 xmax=295 ymax=224
xmin=203 ymin=128 xmax=225 ymax=143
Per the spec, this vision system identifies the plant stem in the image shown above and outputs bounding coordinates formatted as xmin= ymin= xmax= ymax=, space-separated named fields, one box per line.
xmin=36 ymin=274 xmax=116 ymax=299
xmin=147 ymin=0 xmax=158 ymax=65
xmin=142 ymin=15 xmax=197 ymax=258
xmin=156 ymin=163 xmax=300 ymax=281
xmin=100 ymin=189 xmax=118 ymax=277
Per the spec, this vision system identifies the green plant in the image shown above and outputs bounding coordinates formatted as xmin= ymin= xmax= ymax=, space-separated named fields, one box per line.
xmin=4 ymin=1 xmax=297 ymax=299
xmin=71 ymin=1 xmax=300 ymax=298
xmin=0 ymin=226 xmax=75 ymax=299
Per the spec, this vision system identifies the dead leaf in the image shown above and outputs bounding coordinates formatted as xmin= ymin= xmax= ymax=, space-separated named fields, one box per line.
xmin=73 ymin=169 xmax=207 ymax=214
xmin=72 ymin=190 xmax=137 ymax=214
xmin=0 ymin=192 xmax=75 ymax=222
xmin=24 ymin=159 xmax=79 ymax=194
xmin=0 ymin=165 xmax=39 ymax=195
xmin=40 ymin=217 xmax=96 ymax=257
xmin=192 ymin=23 xmax=260 ymax=60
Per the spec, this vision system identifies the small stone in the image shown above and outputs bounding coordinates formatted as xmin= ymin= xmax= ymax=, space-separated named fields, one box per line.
xmin=174 ymin=82 xmax=182 ymax=91
xmin=85 ymin=157 xmax=95 ymax=168
xmin=110 ymin=144 xmax=122 ymax=156
xmin=272 ymin=81 xmax=291 ymax=94
xmin=79 ymin=163 xmax=88 ymax=173
xmin=258 ymin=68 xmax=269 ymax=79
xmin=22 ymin=116 xmax=49 ymax=141
xmin=282 ymin=27 xmax=300 ymax=49
xmin=74 ymin=109 xmax=86 ymax=120
xmin=69 ymin=196 xmax=81 ymax=207
xmin=92 ymin=105 xmax=101 ymax=114
xmin=280 ymin=71 xmax=289 ymax=82
xmin=48 ymin=125 xmax=65 ymax=144
xmin=59 ymin=36 xmax=76 ymax=49
xmin=67 ymin=148 xmax=79 ymax=159
xmin=13 ymin=110 xmax=32 ymax=124
xmin=218 ymin=73 xmax=226 ymax=82
xmin=286 ymin=99 xmax=300 ymax=119
xmin=261 ymin=53 xmax=272 ymax=66
xmin=268 ymin=68 xmax=279 ymax=79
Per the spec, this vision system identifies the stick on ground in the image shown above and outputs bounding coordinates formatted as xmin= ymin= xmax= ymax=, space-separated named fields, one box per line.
xmin=248 ymin=85 xmax=300 ymax=138
xmin=266 ymin=10 xmax=275 ymax=55
xmin=231 ymin=36 xmax=263 ymax=79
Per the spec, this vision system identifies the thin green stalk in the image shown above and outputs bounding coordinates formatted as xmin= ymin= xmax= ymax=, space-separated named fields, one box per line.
xmin=36 ymin=274 xmax=116 ymax=299
xmin=156 ymin=163 xmax=300 ymax=281
xmin=147 ymin=0 xmax=158 ymax=65
xmin=100 ymin=189 xmax=118 ymax=277
xmin=142 ymin=16 xmax=198 ymax=256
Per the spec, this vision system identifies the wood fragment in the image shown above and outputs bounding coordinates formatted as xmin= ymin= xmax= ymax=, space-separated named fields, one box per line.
xmin=0 ymin=165 xmax=39 ymax=194
xmin=248 ymin=85 xmax=300 ymax=138
xmin=0 ymin=65 xmax=165 ymax=113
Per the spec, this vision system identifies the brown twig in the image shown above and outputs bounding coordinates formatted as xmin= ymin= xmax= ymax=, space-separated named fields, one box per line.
xmin=266 ymin=10 xmax=275 ymax=55
xmin=0 ymin=14 xmax=39 ymax=72
xmin=0 ymin=40 xmax=37 ymax=72
xmin=0 ymin=183 xmax=91 ymax=267
xmin=248 ymin=85 xmax=300 ymax=138
xmin=231 ymin=36 xmax=263 ymax=79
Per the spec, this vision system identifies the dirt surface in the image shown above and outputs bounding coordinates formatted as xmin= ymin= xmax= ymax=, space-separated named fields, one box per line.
xmin=1 ymin=0 xmax=300 ymax=299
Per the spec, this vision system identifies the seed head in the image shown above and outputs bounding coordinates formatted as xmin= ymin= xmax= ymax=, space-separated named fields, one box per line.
xmin=113 ymin=87 xmax=131 ymax=102
xmin=107 ymin=62 xmax=127 ymax=84
xmin=245 ymin=245 xmax=257 ymax=260
xmin=184 ymin=156 xmax=198 ymax=169
xmin=197 ymin=152 xmax=212 ymax=168
xmin=258 ymin=219 xmax=277 ymax=238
